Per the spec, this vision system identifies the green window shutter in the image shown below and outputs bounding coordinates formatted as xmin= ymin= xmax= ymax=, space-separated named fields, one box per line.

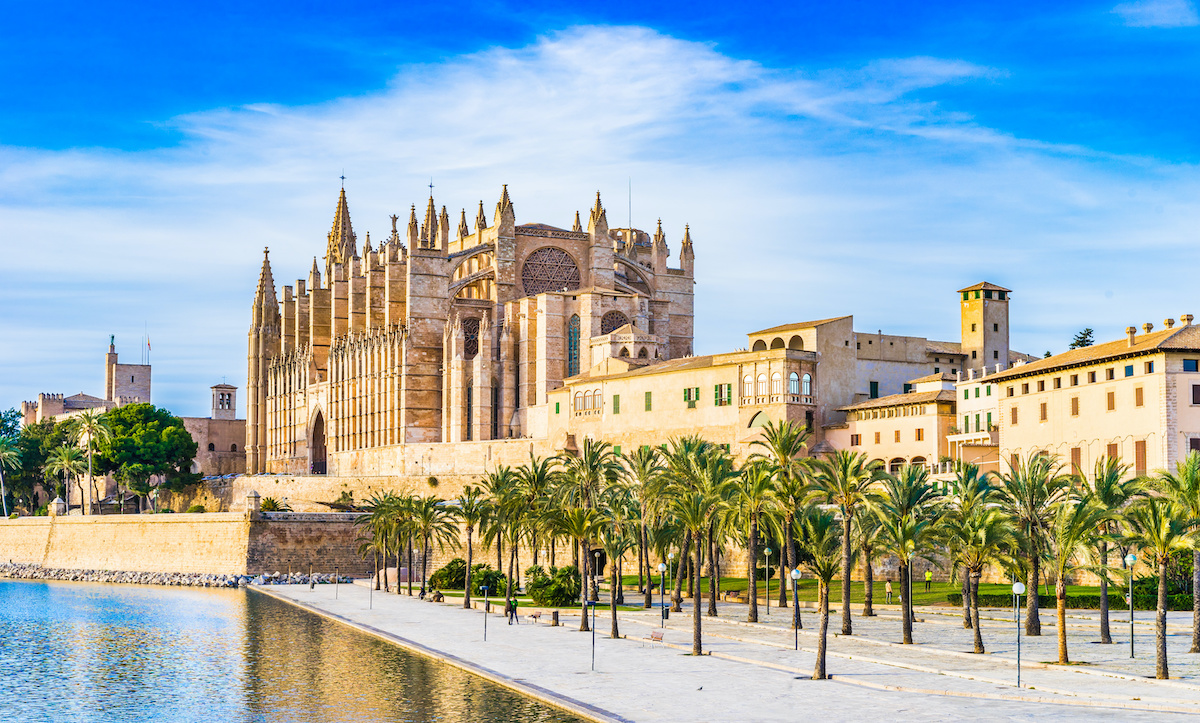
xmin=715 ymin=384 xmax=720 ymax=405
xmin=613 ymin=445 xmax=621 ymax=456
xmin=645 ymin=391 xmax=652 ymax=411
xmin=555 ymin=402 xmax=560 ymax=414
xmin=986 ymin=412 xmax=992 ymax=429
xmin=613 ymin=394 xmax=620 ymax=414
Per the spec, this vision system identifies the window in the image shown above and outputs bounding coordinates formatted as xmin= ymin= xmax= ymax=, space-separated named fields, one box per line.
xmin=974 ymin=414 xmax=981 ymax=432
xmin=1107 ymin=443 xmax=1119 ymax=461
xmin=994 ymin=323 xmax=999 ymax=332
xmin=894 ymin=430 xmax=901 ymax=443
xmin=1037 ymin=380 xmax=1045 ymax=392
xmin=1192 ymin=438 xmax=1200 ymax=453
xmin=802 ymin=373 xmax=812 ymax=396
xmin=771 ymin=372 xmax=782 ymax=395
xmin=1107 ymin=391 xmax=1116 ymax=411
xmin=1007 ymin=386 xmax=1014 ymax=397
xmin=971 ymin=323 xmax=977 ymax=332
xmin=567 ymin=315 xmax=581 ymax=377
xmin=1039 ymin=402 xmax=1047 ymax=421
xmin=555 ymin=402 xmax=560 ymax=414
xmin=1021 ymin=383 xmax=1029 ymax=394
xmin=1135 ymin=440 xmax=1147 ymax=476
xmin=1070 ymin=374 xmax=1079 ymax=386
xmin=934 ymin=367 xmax=940 ymax=373
xmin=645 ymin=391 xmax=653 ymax=411
xmin=963 ymin=415 xmax=969 ymax=431
xmin=714 ymin=384 xmax=733 ymax=406
xmin=963 ymin=389 xmax=969 ymax=400
xmin=683 ymin=387 xmax=700 ymax=409
xmin=1146 ymin=361 xmax=1155 ymax=374
xmin=207 ymin=443 xmax=215 ymax=451
xmin=869 ymin=381 xmax=879 ymax=399
xmin=999 ymin=291 xmax=1006 ymax=300
xmin=1186 ymin=359 xmax=1199 ymax=373
xmin=1010 ymin=453 xmax=1019 ymax=470
xmin=613 ymin=445 xmax=621 ymax=456
xmin=986 ymin=412 xmax=992 ymax=430
xmin=573 ymin=392 xmax=582 ymax=411
xmin=230 ymin=444 xmax=238 ymax=452
xmin=986 ymin=385 xmax=992 ymax=396
xmin=1088 ymin=371 xmax=1097 ymax=383
xmin=972 ymin=351 xmax=977 ymax=359
xmin=962 ymin=292 xmax=969 ymax=301
xmin=984 ymin=290 xmax=993 ymax=299
xmin=903 ymin=383 xmax=913 ymax=393
xmin=974 ymin=387 xmax=980 ymax=398
xmin=850 ymin=434 xmax=861 ymax=446
xmin=1070 ymin=396 xmax=1079 ymax=416
xmin=789 ymin=372 xmax=800 ymax=395
xmin=756 ymin=373 xmax=768 ymax=396
xmin=1135 ymin=387 xmax=1144 ymax=407
xmin=993 ymin=350 xmax=999 ymax=359
xmin=1053 ymin=377 xmax=1062 ymax=389
xmin=742 ymin=375 xmax=754 ymax=397
xmin=915 ymin=428 xmax=924 ymax=441
xmin=1193 ymin=385 xmax=1200 ymax=405
xmin=613 ymin=394 xmax=620 ymax=414
xmin=1070 ymin=447 xmax=1081 ymax=475
xmin=1010 ymin=406 xmax=1018 ymax=425
xmin=1125 ymin=365 xmax=1134 ymax=377
xmin=874 ymin=431 xmax=881 ymax=444
xmin=1106 ymin=368 xmax=1115 ymax=381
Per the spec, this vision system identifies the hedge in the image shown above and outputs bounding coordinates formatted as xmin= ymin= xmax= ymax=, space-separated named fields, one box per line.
xmin=947 ymin=592 xmax=1194 ymax=611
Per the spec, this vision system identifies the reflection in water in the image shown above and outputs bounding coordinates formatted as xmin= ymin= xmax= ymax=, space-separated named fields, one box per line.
xmin=0 ymin=580 xmax=582 ymax=722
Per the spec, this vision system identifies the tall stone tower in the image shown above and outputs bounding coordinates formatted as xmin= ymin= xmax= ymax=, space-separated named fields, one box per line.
xmin=246 ymin=248 xmax=280 ymax=474
xmin=959 ymin=281 xmax=1010 ymax=374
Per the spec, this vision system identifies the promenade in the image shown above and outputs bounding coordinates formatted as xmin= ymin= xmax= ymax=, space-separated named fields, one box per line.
xmin=256 ymin=582 xmax=1200 ymax=721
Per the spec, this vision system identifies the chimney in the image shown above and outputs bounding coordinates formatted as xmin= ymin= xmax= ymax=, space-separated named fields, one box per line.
xmin=1143 ymin=322 xmax=1154 ymax=335
xmin=1183 ymin=314 xmax=1195 ymax=327
xmin=1126 ymin=326 xmax=1137 ymax=347
xmin=1165 ymin=318 xmax=1176 ymax=329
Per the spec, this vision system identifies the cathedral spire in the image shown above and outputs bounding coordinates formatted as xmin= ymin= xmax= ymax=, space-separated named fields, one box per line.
xmin=458 ymin=209 xmax=470 ymax=240
xmin=475 ymin=200 xmax=488 ymax=232
xmin=253 ymin=247 xmax=278 ymax=321
xmin=309 ymin=256 xmax=322 ymax=291
xmin=422 ymin=195 xmax=437 ymax=248
xmin=572 ymin=211 xmax=582 ymax=233
xmin=363 ymin=231 xmax=373 ymax=255
xmin=407 ymin=204 xmax=419 ymax=246
xmin=326 ymin=188 xmax=357 ymax=278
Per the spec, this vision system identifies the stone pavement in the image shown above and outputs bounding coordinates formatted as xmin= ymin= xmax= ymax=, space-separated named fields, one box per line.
xmin=255 ymin=583 xmax=1200 ymax=721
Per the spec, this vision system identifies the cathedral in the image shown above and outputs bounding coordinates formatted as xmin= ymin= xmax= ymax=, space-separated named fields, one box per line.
xmin=246 ymin=186 xmax=696 ymax=475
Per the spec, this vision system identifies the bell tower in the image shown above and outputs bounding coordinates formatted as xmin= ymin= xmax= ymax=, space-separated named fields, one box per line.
xmin=959 ymin=282 xmax=1010 ymax=374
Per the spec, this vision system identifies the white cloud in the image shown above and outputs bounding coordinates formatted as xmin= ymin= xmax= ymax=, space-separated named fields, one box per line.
xmin=2 ymin=25 xmax=1199 ymax=416
xmin=1113 ymin=0 xmax=1200 ymax=27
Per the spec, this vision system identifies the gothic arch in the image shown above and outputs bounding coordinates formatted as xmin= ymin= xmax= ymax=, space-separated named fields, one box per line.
xmin=521 ymin=246 xmax=581 ymax=296
xmin=308 ymin=407 xmax=327 ymax=475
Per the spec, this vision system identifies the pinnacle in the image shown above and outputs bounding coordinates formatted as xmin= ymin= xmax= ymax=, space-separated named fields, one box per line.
xmin=572 ymin=211 xmax=582 ymax=233
xmin=476 ymin=201 xmax=488 ymax=232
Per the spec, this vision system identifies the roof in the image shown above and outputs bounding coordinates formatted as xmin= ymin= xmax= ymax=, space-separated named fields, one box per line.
xmin=907 ymin=372 xmax=958 ymax=384
xmin=518 ymin=223 xmax=568 ymax=232
xmin=925 ymin=340 xmax=964 ymax=356
xmin=839 ymin=389 xmax=957 ymax=412
xmin=600 ymin=322 xmax=654 ymax=338
xmin=565 ymin=354 xmax=718 ymax=383
xmin=987 ymin=324 xmax=1200 ymax=383
xmin=957 ymin=281 xmax=1012 ymax=294
xmin=749 ymin=316 xmax=852 ymax=336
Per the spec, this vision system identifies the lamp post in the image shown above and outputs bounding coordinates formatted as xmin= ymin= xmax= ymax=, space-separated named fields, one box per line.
xmin=1125 ymin=553 xmax=1137 ymax=659
xmin=668 ymin=551 xmax=675 ymax=607
xmin=790 ymin=568 xmax=802 ymax=649
xmin=589 ymin=600 xmax=597 ymax=671
xmin=594 ymin=550 xmax=602 ymax=605
xmin=1012 ymin=582 xmax=1025 ymax=688
xmin=657 ymin=562 xmax=667 ymax=627
xmin=482 ymin=586 xmax=489 ymax=641
xmin=764 ymin=547 xmax=772 ymax=615
xmin=335 ymin=566 xmax=339 ymax=599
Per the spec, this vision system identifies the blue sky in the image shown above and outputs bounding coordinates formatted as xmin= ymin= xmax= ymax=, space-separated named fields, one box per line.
xmin=2 ymin=0 xmax=1199 ymax=417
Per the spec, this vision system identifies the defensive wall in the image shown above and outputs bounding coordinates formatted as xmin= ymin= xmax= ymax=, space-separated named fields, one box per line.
xmin=0 ymin=512 xmax=371 ymax=576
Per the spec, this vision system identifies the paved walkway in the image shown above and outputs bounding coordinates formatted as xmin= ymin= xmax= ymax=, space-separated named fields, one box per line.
xmin=254 ymin=583 xmax=1200 ymax=721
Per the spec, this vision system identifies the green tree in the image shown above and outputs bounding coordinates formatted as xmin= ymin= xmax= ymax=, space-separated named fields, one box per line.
xmin=735 ymin=460 xmax=777 ymax=623
xmin=872 ymin=464 xmax=942 ymax=644
xmin=810 ymin=450 xmax=881 ymax=636
xmin=750 ymin=419 xmax=811 ymax=610
xmin=945 ymin=462 xmax=996 ymax=629
xmin=1124 ymin=498 xmax=1195 ymax=679
xmin=0 ymin=408 xmax=20 ymax=438
xmin=553 ymin=506 xmax=605 ymax=632
xmin=7 ymin=419 xmax=68 ymax=512
xmin=796 ymin=507 xmax=842 ymax=680
xmin=0 ymin=436 xmax=19 ymax=516
xmin=411 ymin=495 xmax=460 ymax=594
xmin=454 ymin=484 xmax=491 ymax=609
xmin=69 ymin=409 xmax=111 ymax=516
xmin=1069 ymin=328 xmax=1095 ymax=349
xmin=1084 ymin=456 xmax=1144 ymax=644
xmin=1046 ymin=494 xmax=1111 ymax=664
xmin=98 ymin=403 xmax=200 ymax=511
xmin=620 ymin=445 xmax=665 ymax=610
xmin=43 ymin=445 xmax=85 ymax=510
xmin=945 ymin=506 xmax=1015 ymax=653
xmin=1153 ymin=451 xmax=1200 ymax=653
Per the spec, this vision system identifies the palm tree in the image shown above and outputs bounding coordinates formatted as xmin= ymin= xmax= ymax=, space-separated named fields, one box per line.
xmin=411 ymin=495 xmax=460 ymax=594
xmin=43 ymin=445 xmax=85 ymax=511
xmin=455 ymin=484 xmax=490 ymax=608
xmin=661 ymin=436 xmax=713 ymax=611
xmin=68 ymin=409 xmax=110 ymax=516
xmin=515 ymin=454 xmax=558 ymax=565
xmin=356 ymin=492 xmax=401 ymax=591
xmin=1084 ymin=456 xmax=1143 ymax=644
xmin=1153 ymin=451 xmax=1200 ymax=652
xmin=0 ymin=436 xmax=20 ymax=517
xmin=1046 ymin=494 xmax=1111 ymax=664
xmin=621 ymin=445 xmax=665 ymax=609
xmin=751 ymin=420 xmax=811 ymax=608
xmin=854 ymin=512 xmax=883 ymax=617
xmin=872 ymin=465 xmax=942 ymax=645
xmin=736 ymin=460 xmax=777 ymax=622
xmin=558 ymin=438 xmax=620 ymax=510
xmin=597 ymin=499 xmax=637 ymax=639
xmin=796 ymin=507 xmax=842 ymax=680
xmin=554 ymin=506 xmax=605 ymax=632
xmin=1124 ymin=498 xmax=1196 ymax=679
xmin=945 ymin=462 xmax=995 ymax=629
xmin=810 ymin=450 xmax=880 ymax=635
xmin=945 ymin=506 xmax=1016 ymax=653
xmin=996 ymin=454 xmax=1071 ymax=636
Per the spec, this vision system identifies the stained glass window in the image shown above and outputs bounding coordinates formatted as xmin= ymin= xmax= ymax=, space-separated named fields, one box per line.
xmin=601 ymin=311 xmax=629 ymax=334
xmin=567 ymin=314 xmax=580 ymax=377
xmin=462 ymin=317 xmax=480 ymax=359
xmin=521 ymin=247 xmax=581 ymax=296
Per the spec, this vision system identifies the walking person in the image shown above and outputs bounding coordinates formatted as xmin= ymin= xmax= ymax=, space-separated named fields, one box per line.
xmin=924 ymin=570 xmax=932 ymax=592
xmin=507 ymin=597 xmax=519 ymax=625
xmin=886 ymin=579 xmax=893 ymax=604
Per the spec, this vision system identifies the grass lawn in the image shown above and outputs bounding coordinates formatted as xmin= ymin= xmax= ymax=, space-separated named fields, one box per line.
xmin=430 ymin=588 xmax=643 ymax=611
xmin=619 ymin=574 xmax=1106 ymax=607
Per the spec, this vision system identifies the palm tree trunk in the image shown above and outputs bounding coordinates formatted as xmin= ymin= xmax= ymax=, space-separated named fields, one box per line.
xmin=1056 ymin=576 xmax=1069 ymax=664
xmin=84 ymin=447 xmax=93 ymax=516
xmin=814 ymin=581 xmax=829 ymax=680
xmin=862 ymin=543 xmax=874 ymax=617
xmin=505 ymin=534 xmax=517 ymax=604
xmin=579 ymin=539 xmax=591 ymax=632
xmin=707 ymin=525 xmax=717 ymax=617
xmin=422 ymin=533 xmax=431 ymax=593
xmin=1026 ymin=554 xmax=1042 ymax=636
xmin=610 ymin=560 xmax=620 ymax=639
xmin=970 ymin=569 xmax=984 ymax=653
xmin=901 ymin=561 xmax=912 ymax=644
xmin=748 ymin=515 xmax=759 ymax=622
xmin=373 ymin=550 xmax=380 ymax=590
xmin=407 ymin=535 xmax=414 ymax=596
xmin=672 ymin=537 xmax=689 ymax=612
xmin=1158 ymin=557 xmax=1169 ymax=679
xmin=1191 ymin=548 xmax=1200 ymax=653
xmin=0 ymin=466 xmax=8 ymax=518
xmin=840 ymin=511 xmax=853 ymax=636
xmin=637 ymin=523 xmax=645 ymax=596
xmin=497 ymin=534 xmax=503 ymax=571
xmin=550 ymin=536 xmax=555 ymax=567
xmin=642 ymin=524 xmax=652 ymax=609
xmin=961 ymin=566 xmax=972 ymax=629
xmin=464 ymin=529 xmax=474 ymax=609
xmin=785 ymin=519 xmax=796 ymax=609
xmin=1100 ymin=538 xmax=1111 ymax=643
xmin=692 ymin=530 xmax=703 ymax=656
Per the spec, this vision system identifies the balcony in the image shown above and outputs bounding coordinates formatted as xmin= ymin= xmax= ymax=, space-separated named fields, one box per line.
xmin=741 ymin=394 xmax=816 ymax=406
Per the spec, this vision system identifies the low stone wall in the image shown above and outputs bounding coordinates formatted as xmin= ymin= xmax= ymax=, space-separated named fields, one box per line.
xmin=0 ymin=513 xmax=372 ymax=577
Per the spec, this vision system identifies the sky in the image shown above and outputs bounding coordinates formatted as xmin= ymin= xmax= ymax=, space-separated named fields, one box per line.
xmin=1 ymin=0 xmax=1199 ymax=417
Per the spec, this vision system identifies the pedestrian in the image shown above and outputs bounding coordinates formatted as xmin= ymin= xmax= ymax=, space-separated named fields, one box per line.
xmin=885 ymin=579 xmax=893 ymax=604
xmin=924 ymin=570 xmax=933 ymax=592
xmin=507 ymin=597 xmax=520 ymax=625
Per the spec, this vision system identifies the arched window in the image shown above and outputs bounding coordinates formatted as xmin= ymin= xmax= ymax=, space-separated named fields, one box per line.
xmin=771 ymin=372 xmax=782 ymax=395
xmin=207 ymin=443 xmax=215 ymax=452
xmin=756 ymin=373 xmax=768 ymax=396
xmin=591 ymin=390 xmax=602 ymax=410
xmin=574 ymin=392 xmax=583 ymax=411
xmin=788 ymin=372 xmax=800 ymax=395
xmin=889 ymin=458 xmax=905 ymax=474
xmin=742 ymin=375 xmax=754 ymax=397
xmin=567 ymin=315 xmax=580 ymax=377
xmin=637 ymin=347 xmax=649 ymax=359
xmin=752 ymin=340 xmax=767 ymax=352
xmin=601 ymin=311 xmax=629 ymax=334
xmin=462 ymin=317 xmax=481 ymax=359
xmin=230 ymin=444 xmax=237 ymax=452
xmin=911 ymin=456 xmax=928 ymax=469
xmin=619 ymin=347 xmax=630 ymax=357
xmin=770 ymin=338 xmax=785 ymax=349
xmin=802 ymin=373 xmax=812 ymax=396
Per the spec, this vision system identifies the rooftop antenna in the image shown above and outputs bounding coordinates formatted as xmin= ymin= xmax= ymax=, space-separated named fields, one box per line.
xmin=628 ymin=177 xmax=632 ymax=234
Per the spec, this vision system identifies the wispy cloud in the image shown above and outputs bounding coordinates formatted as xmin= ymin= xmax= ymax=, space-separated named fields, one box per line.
xmin=1113 ymin=0 xmax=1200 ymax=27
xmin=2 ymin=25 xmax=1198 ymax=415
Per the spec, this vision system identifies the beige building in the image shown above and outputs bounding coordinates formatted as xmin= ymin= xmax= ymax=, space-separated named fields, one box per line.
xmin=183 ymin=384 xmax=247 ymax=478
xmin=989 ymin=317 xmax=1200 ymax=477
xmin=21 ymin=338 xmax=150 ymax=426
xmin=826 ymin=373 xmax=957 ymax=474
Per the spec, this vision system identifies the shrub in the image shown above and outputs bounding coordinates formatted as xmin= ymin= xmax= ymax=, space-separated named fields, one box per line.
xmin=429 ymin=558 xmax=468 ymax=590
xmin=470 ymin=565 xmax=507 ymax=597
xmin=526 ymin=565 xmax=582 ymax=607
xmin=945 ymin=591 xmax=1194 ymax=611
xmin=185 ymin=504 xmax=206 ymax=513
xmin=34 ymin=504 xmax=48 ymax=517
xmin=8 ymin=513 xmax=18 ymax=519
xmin=260 ymin=497 xmax=291 ymax=512
xmin=426 ymin=476 xmax=439 ymax=488
xmin=157 ymin=508 xmax=174 ymax=513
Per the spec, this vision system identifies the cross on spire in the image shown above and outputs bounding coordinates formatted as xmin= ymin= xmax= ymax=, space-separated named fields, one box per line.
xmin=340 ymin=171 xmax=346 ymax=188
xmin=428 ymin=178 xmax=435 ymax=195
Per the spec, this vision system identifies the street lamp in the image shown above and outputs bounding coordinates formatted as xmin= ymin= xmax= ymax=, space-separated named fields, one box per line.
xmin=657 ymin=562 xmax=667 ymax=626
xmin=593 ymin=550 xmax=602 ymax=604
xmin=764 ymin=547 xmax=772 ymax=615
xmin=589 ymin=600 xmax=598 ymax=671
xmin=482 ymin=586 xmax=490 ymax=641
xmin=1125 ymin=553 xmax=1137 ymax=659
xmin=1013 ymin=582 xmax=1025 ymax=688
xmin=790 ymin=568 xmax=802 ymax=648
xmin=668 ymin=551 xmax=675 ymax=609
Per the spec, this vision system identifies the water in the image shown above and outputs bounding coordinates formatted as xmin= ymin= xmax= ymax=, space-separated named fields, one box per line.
xmin=0 ymin=580 xmax=584 ymax=722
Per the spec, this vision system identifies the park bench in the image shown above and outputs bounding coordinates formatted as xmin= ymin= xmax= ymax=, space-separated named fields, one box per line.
xmin=642 ymin=629 xmax=665 ymax=647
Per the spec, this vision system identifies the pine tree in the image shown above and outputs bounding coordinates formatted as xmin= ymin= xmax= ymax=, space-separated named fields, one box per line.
xmin=1069 ymin=328 xmax=1095 ymax=349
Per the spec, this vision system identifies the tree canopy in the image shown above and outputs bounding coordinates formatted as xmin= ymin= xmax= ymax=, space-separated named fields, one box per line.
xmin=98 ymin=403 xmax=200 ymax=499
xmin=1069 ymin=328 xmax=1095 ymax=349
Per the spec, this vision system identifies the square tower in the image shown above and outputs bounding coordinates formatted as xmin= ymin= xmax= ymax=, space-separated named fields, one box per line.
xmin=959 ymin=282 xmax=1010 ymax=374
xmin=212 ymin=383 xmax=237 ymax=420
